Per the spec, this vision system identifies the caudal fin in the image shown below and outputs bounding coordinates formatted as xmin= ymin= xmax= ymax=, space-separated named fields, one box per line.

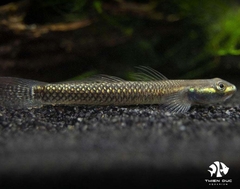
xmin=0 ymin=77 xmax=45 ymax=108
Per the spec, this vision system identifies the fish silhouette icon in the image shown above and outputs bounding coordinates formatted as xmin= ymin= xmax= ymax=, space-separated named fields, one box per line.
xmin=208 ymin=161 xmax=229 ymax=177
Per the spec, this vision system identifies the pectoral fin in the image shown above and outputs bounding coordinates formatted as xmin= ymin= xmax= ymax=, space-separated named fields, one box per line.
xmin=161 ymin=90 xmax=191 ymax=113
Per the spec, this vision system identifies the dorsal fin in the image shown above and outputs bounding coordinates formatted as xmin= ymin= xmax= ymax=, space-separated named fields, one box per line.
xmin=58 ymin=74 xmax=125 ymax=84
xmin=132 ymin=66 xmax=168 ymax=81
xmin=90 ymin=74 xmax=125 ymax=82
xmin=79 ymin=74 xmax=126 ymax=83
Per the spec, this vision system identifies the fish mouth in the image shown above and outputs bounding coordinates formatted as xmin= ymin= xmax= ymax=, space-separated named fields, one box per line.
xmin=224 ymin=94 xmax=233 ymax=101
xmin=232 ymin=85 xmax=237 ymax=92
xmin=228 ymin=85 xmax=237 ymax=94
xmin=224 ymin=85 xmax=237 ymax=101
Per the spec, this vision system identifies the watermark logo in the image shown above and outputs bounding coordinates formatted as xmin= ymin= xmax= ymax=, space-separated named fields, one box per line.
xmin=205 ymin=161 xmax=232 ymax=186
xmin=208 ymin=161 xmax=229 ymax=177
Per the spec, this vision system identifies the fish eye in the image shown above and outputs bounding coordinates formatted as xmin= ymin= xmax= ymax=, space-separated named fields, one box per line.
xmin=216 ymin=82 xmax=226 ymax=91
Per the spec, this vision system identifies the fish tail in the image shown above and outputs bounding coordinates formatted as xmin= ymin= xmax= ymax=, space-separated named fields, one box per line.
xmin=0 ymin=77 xmax=45 ymax=108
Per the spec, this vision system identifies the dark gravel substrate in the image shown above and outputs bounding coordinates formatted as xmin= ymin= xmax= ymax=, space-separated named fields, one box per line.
xmin=0 ymin=81 xmax=240 ymax=188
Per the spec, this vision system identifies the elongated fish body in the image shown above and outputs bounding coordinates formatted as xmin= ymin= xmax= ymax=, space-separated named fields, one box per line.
xmin=0 ymin=67 xmax=237 ymax=113
xmin=36 ymin=81 xmax=181 ymax=105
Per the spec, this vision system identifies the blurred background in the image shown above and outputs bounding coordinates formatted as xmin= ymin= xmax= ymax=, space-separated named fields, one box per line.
xmin=0 ymin=0 xmax=240 ymax=82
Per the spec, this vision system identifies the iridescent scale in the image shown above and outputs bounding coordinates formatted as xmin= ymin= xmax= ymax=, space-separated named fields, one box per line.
xmin=34 ymin=81 xmax=175 ymax=105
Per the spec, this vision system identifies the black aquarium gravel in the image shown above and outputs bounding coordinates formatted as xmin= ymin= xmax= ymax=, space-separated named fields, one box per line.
xmin=0 ymin=82 xmax=240 ymax=188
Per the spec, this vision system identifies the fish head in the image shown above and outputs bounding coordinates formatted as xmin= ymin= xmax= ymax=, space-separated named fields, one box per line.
xmin=187 ymin=78 xmax=237 ymax=104
xmin=220 ymin=162 xmax=229 ymax=175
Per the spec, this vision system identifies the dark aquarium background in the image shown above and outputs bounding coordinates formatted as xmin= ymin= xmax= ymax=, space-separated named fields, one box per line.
xmin=1 ymin=1 xmax=240 ymax=189
xmin=0 ymin=0 xmax=240 ymax=81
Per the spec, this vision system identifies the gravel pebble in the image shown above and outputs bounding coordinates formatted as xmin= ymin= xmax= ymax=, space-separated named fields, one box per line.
xmin=0 ymin=83 xmax=240 ymax=188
